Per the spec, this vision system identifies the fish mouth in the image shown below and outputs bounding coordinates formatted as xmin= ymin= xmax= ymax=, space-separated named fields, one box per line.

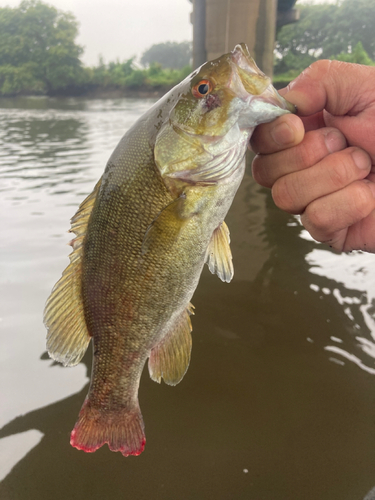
xmin=230 ymin=43 xmax=296 ymax=114
xmin=257 ymin=84 xmax=297 ymax=115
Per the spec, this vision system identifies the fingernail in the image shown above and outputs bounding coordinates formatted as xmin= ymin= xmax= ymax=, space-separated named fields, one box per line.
xmin=352 ymin=149 xmax=371 ymax=170
xmin=270 ymin=121 xmax=294 ymax=146
xmin=324 ymin=130 xmax=346 ymax=153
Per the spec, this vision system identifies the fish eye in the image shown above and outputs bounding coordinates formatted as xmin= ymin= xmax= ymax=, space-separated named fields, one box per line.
xmin=192 ymin=79 xmax=213 ymax=98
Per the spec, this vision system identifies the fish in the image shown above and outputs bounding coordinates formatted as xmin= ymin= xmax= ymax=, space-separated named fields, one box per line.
xmin=44 ymin=43 xmax=295 ymax=457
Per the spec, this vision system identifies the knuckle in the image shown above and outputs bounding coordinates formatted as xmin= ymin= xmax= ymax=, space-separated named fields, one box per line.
xmin=272 ymin=176 xmax=299 ymax=213
xmin=249 ymin=130 xmax=261 ymax=153
xmin=251 ymin=155 xmax=268 ymax=187
xmin=250 ymin=123 xmax=271 ymax=153
xmin=303 ymin=181 xmax=375 ymax=241
xmin=293 ymin=131 xmax=328 ymax=167
xmin=327 ymin=158 xmax=352 ymax=190
xmin=293 ymin=141 xmax=312 ymax=167
xmin=299 ymin=60 xmax=331 ymax=82
xmin=304 ymin=202 xmax=333 ymax=235
xmin=350 ymin=182 xmax=373 ymax=219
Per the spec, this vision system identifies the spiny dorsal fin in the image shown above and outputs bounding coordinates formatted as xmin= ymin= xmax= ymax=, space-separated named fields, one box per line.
xmin=148 ymin=303 xmax=194 ymax=386
xmin=205 ymin=221 xmax=234 ymax=283
xmin=43 ymin=178 xmax=102 ymax=367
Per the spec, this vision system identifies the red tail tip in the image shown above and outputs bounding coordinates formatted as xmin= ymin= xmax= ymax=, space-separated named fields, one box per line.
xmin=69 ymin=398 xmax=146 ymax=457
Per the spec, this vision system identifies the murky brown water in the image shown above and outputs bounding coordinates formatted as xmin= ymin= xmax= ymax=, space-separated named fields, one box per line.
xmin=2 ymin=96 xmax=375 ymax=500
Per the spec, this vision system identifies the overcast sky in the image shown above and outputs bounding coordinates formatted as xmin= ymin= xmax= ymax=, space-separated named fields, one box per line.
xmin=0 ymin=0 xmax=334 ymax=66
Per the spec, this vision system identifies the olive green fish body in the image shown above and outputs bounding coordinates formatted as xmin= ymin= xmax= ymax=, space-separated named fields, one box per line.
xmin=72 ymin=109 xmax=246 ymax=454
xmin=44 ymin=44 xmax=295 ymax=457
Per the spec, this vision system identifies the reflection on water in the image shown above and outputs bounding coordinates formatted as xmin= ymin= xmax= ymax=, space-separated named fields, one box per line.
xmin=304 ymin=237 xmax=375 ymax=374
xmin=1 ymin=96 xmax=375 ymax=500
xmin=0 ymin=96 xmax=154 ymax=198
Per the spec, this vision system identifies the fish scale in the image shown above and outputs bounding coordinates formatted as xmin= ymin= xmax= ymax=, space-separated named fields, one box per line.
xmin=44 ymin=43 xmax=295 ymax=457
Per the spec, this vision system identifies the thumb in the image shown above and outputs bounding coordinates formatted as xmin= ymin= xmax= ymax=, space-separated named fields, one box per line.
xmin=324 ymin=109 xmax=375 ymax=161
xmin=282 ymin=60 xmax=375 ymax=117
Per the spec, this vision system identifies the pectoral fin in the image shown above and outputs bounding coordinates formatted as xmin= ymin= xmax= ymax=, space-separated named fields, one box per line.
xmin=148 ymin=304 xmax=194 ymax=386
xmin=141 ymin=194 xmax=187 ymax=256
xmin=43 ymin=178 xmax=102 ymax=367
xmin=205 ymin=221 xmax=234 ymax=283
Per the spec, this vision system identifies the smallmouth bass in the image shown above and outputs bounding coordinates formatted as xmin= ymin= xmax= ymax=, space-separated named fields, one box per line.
xmin=44 ymin=44 xmax=295 ymax=457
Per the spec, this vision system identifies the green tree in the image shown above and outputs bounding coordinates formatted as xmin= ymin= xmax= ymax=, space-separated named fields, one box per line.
xmin=275 ymin=0 xmax=375 ymax=75
xmin=323 ymin=0 xmax=375 ymax=60
xmin=275 ymin=3 xmax=338 ymax=74
xmin=0 ymin=0 xmax=83 ymax=95
xmin=333 ymin=41 xmax=375 ymax=65
xmin=141 ymin=41 xmax=192 ymax=69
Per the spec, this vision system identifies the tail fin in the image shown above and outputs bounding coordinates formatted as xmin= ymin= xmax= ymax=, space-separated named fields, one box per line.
xmin=70 ymin=398 xmax=146 ymax=457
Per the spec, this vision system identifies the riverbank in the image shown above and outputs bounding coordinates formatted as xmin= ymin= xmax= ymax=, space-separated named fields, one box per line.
xmin=81 ymin=87 xmax=168 ymax=99
xmin=1 ymin=81 xmax=291 ymax=99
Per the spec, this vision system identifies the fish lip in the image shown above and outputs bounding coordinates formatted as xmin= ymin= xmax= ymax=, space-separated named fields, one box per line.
xmin=256 ymin=85 xmax=297 ymax=114
xmin=231 ymin=43 xmax=261 ymax=76
xmin=230 ymin=43 xmax=296 ymax=114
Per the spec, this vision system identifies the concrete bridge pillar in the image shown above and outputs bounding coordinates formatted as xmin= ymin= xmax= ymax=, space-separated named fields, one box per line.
xmin=191 ymin=0 xmax=298 ymax=77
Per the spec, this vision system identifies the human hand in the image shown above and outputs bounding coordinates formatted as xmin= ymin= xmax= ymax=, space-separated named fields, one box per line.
xmin=251 ymin=60 xmax=375 ymax=252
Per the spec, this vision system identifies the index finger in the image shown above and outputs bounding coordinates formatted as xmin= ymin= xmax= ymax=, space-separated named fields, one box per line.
xmin=250 ymin=112 xmax=304 ymax=155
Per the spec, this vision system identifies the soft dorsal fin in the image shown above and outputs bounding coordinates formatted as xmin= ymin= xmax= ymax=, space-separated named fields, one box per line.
xmin=43 ymin=178 xmax=102 ymax=367
xmin=148 ymin=303 xmax=194 ymax=386
xmin=205 ymin=221 xmax=234 ymax=283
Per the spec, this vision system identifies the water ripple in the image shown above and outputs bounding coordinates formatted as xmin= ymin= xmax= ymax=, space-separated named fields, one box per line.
xmin=0 ymin=97 xmax=155 ymax=204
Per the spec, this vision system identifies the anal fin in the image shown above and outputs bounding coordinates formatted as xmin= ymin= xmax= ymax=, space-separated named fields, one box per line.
xmin=205 ymin=221 xmax=234 ymax=283
xmin=148 ymin=303 xmax=194 ymax=386
xmin=43 ymin=178 xmax=102 ymax=366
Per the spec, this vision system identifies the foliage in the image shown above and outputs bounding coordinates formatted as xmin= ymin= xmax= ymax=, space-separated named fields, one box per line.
xmin=0 ymin=63 xmax=41 ymax=94
xmin=145 ymin=63 xmax=191 ymax=87
xmin=0 ymin=0 xmax=83 ymax=94
xmin=0 ymin=1 xmax=192 ymax=96
xmin=273 ymin=69 xmax=302 ymax=89
xmin=85 ymin=58 xmax=191 ymax=92
xmin=332 ymin=41 xmax=375 ymax=66
xmin=275 ymin=3 xmax=337 ymax=74
xmin=141 ymin=41 xmax=192 ymax=69
xmin=3 ymin=0 xmax=375 ymax=96
xmin=324 ymin=0 xmax=375 ymax=60
xmin=89 ymin=58 xmax=138 ymax=87
xmin=275 ymin=0 xmax=375 ymax=75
